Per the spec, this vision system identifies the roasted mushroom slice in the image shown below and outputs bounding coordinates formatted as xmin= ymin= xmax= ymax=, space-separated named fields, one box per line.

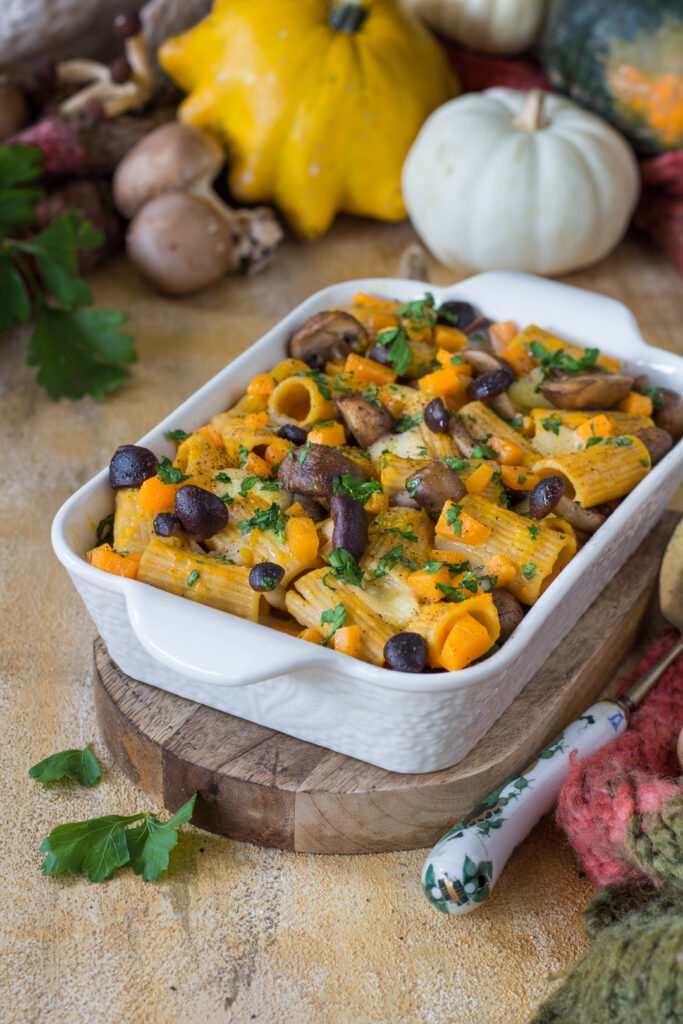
xmin=405 ymin=461 xmax=465 ymax=521
xmin=632 ymin=426 xmax=673 ymax=466
xmin=654 ymin=389 xmax=683 ymax=443
xmin=335 ymin=392 xmax=394 ymax=448
xmin=331 ymin=494 xmax=368 ymax=561
xmin=539 ymin=372 xmax=633 ymax=410
xmin=555 ymin=496 xmax=605 ymax=534
xmin=458 ymin=349 xmax=512 ymax=376
xmin=277 ymin=444 xmax=367 ymax=507
xmin=288 ymin=311 xmax=367 ymax=370
xmin=450 ymin=417 xmax=479 ymax=458
xmin=492 ymin=590 xmax=524 ymax=643
xmin=292 ymin=493 xmax=327 ymax=522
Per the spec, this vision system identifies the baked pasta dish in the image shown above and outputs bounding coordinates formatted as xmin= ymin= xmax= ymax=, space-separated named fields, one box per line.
xmin=88 ymin=291 xmax=683 ymax=674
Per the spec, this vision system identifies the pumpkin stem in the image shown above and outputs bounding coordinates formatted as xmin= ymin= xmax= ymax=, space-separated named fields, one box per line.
xmin=512 ymin=90 xmax=549 ymax=133
xmin=328 ymin=1 xmax=368 ymax=34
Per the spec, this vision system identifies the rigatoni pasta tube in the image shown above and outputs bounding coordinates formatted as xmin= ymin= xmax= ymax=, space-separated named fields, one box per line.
xmin=435 ymin=494 xmax=575 ymax=605
xmin=268 ymin=375 xmax=337 ymax=426
xmin=113 ymin=488 xmax=157 ymax=554
xmin=286 ymin=568 xmax=395 ymax=665
xmin=458 ymin=401 xmax=536 ymax=464
xmin=137 ymin=539 xmax=260 ymax=621
xmin=408 ymin=594 xmax=500 ymax=670
xmin=532 ymin=436 xmax=651 ymax=508
xmin=530 ymin=409 xmax=653 ymax=457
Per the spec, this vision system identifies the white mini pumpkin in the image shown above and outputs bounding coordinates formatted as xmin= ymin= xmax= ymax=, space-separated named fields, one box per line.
xmin=402 ymin=88 xmax=640 ymax=276
xmin=403 ymin=0 xmax=547 ymax=55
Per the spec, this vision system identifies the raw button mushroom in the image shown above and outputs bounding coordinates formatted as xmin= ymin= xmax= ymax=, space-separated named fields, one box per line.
xmin=289 ymin=311 xmax=367 ymax=370
xmin=113 ymin=122 xmax=283 ymax=295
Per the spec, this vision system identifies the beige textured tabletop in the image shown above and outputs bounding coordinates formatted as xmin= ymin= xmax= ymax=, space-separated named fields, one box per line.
xmin=2 ymin=218 xmax=682 ymax=1024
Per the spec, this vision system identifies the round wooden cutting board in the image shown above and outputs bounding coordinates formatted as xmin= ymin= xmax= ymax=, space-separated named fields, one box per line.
xmin=94 ymin=515 xmax=676 ymax=854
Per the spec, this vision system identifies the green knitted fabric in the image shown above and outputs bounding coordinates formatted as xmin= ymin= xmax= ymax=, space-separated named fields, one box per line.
xmin=625 ymin=794 xmax=683 ymax=890
xmin=529 ymin=885 xmax=683 ymax=1024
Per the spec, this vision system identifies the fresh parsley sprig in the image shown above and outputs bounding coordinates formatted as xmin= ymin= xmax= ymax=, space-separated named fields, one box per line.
xmin=375 ymin=326 xmax=414 ymax=377
xmin=333 ymin=473 xmax=381 ymax=504
xmin=529 ymin=340 xmax=601 ymax=382
xmin=320 ymin=602 xmax=347 ymax=646
xmin=325 ymin=548 xmax=364 ymax=587
xmin=39 ymin=793 xmax=196 ymax=883
xmin=0 ymin=144 xmax=136 ymax=400
xmin=29 ymin=744 xmax=101 ymax=787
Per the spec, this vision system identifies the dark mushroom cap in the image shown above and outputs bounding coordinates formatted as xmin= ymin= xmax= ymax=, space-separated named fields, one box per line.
xmin=330 ymin=494 xmax=368 ymax=561
xmin=653 ymin=389 xmax=683 ymax=443
xmin=288 ymin=311 xmax=367 ymax=370
xmin=277 ymin=443 xmax=368 ymax=506
xmin=406 ymin=460 xmax=465 ymax=521
xmin=631 ymin=426 xmax=673 ymax=466
xmin=539 ymin=372 xmax=633 ymax=410
xmin=491 ymin=590 xmax=524 ymax=643
xmin=383 ymin=632 xmax=429 ymax=672
xmin=335 ymin=392 xmax=394 ymax=448
xmin=174 ymin=484 xmax=229 ymax=538
xmin=109 ymin=445 xmax=159 ymax=488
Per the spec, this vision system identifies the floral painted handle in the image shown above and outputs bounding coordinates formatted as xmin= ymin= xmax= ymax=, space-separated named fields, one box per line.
xmin=422 ymin=699 xmax=629 ymax=915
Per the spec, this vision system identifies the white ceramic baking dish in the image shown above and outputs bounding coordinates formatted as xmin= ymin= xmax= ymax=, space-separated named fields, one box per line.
xmin=52 ymin=272 xmax=683 ymax=773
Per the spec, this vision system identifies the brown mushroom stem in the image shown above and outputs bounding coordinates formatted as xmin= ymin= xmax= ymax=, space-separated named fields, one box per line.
xmin=555 ymin=496 xmax=605 ymax=534
xmin=57 ymin=32 xmax=154 ymax=118
xmin=489 ymin=392 xmax=518 ymax=421
xmin=512 ymin=89 xmax=549 ymax=133
xmin=450 ymin=418 xmax=479 ymax=457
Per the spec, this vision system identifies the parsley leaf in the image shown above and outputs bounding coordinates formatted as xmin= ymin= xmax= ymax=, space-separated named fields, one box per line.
xmin=376 ymin=326 xmax=414 ymax=376
xmin=528 ymin=525 xmax=539 ymax=539
xmin=446 ymin=503 xmax=463 ymax=536
xmin=320 ymin=602 xmax=347 ymax=646
xmin=239 ymin=475 xmax=261 ymax=496
xmin=529 ymin=340 xmax=600 ymax=381
xmin=156 ymin=456 xmax=191 ymax=485
xmin=238 ymin=444 xmax=249 ymax=467
xmin=436 ymin=582 xmax=468 ymax=602
xmin=541 ymin=415 xmax=562 ymax=436
xmin=39 ymin=793 xmax=196 ymax=883
xmin=187 ymin=569 xmax=200 ymax=587
xmin=29 ymin=743 xmax=101 ymax=787
xmin=333 ymin=474 xmax=381 ymax=504
xmin=406 ymin=476 xmax=421 ymax=497
xmin=238 ymin=502 xmax=288 ymax=543
xmin=96 ymin=513 xmax=114 ymax=547
xmin=0 ymin=146 xmax=136 ymax=399
xmin=442 ymin=457 xmax=469 ymax=474
xmin=214 ymin=472 xmax=232 ymax=484
xmin=470 ymin=443 xmax=497 ymax=459
xmin=374 ymin=545 xmax=418 ymax=578
xmin=326 ymin=548 xmax=364 ymax=587
xmin=522 ymin=563 xmax=537 ymax=580
xmin=381 ymin=522 xmax=419 ymax=543
xmin=165 ymin=429 xmax=190 ymax=441
xmin=397 ymin=292 xmax=436 ymax=329
xmin=424 ymin=558 xmax=469 ymax=575
xmin=361 ymin=382 xmax=382 ymax=407
xmin=394 ymin=413 xmax=423 ymax=433
xmin=639 ymin=385 xmax=664 ymax=410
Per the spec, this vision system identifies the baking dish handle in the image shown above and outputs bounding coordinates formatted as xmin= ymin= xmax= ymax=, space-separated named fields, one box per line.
xmin=125 ymin=583 xmax=318 ymax=686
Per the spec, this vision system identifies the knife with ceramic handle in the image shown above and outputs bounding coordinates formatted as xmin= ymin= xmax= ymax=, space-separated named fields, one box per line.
xmin=422 ymin=517 xmax=683 ymax=915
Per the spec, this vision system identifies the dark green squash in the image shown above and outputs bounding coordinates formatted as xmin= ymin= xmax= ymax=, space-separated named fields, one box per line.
xmin=542 ymin=0 xmax=683 ymax=154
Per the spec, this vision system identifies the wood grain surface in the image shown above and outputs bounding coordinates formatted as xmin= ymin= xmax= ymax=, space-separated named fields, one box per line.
xmin=3 ymin=218 xmax=682 ymax=1024
xmin=94 ymin=513 xmax=678 ymax=854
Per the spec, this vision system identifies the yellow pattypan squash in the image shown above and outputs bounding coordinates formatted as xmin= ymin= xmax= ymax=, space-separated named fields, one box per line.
xmin=159 ymin=0 xmax=458 ymax=238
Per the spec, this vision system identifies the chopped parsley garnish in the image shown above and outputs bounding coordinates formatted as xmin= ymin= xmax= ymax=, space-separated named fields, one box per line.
xmin=505 ymin=415 xmax=524 ymax=430
xmin=238 ymin=476 xmax=261 ymax=495
xmin=156 ymin=456 xmax=190 ymax=485
xmin=381 ymin=523 xmax=419 ymax=543
xmin=332 ymin=373 xmax=354 ymax=394
xmin=435 ymin=582 xmax=468 ymax=602
xmin=361 ymin=382 xmax=383 ymax=407
xmin=397 ymin=292 xmax=437 ymax=329
xmin=528 ymin=525 xmax=539 ymax=539
xmin=374 ymin=545 xmax=418 ymax=579
xmin=237 ymin=502 xmax=288 ymax=543
xmin=446 ymin=503 xmax=463 ymax=536
xmin=435 ymin=302 xmax=461 ymax=327
xmin=96 ymin=513 xmax=114 ymax=547
xmin=165 ymin=428 xmax=190 ymax=441
xmin=187 ymin=569 xmax=200 ymax=587
xmin=260 ymin=479 xmax=282 ymax=491
xmin=450 ymin=355 xmax=466 ymax=366
xmin=333 ymin=474 xmax=382 ymax=504
xmin=395 ymin=412 xmax=423 ymax=433
xmin=640 ymin=458 xmax=650 ymax=467
xmin=220 ymin=493 xmax=234 ymax=505
xmin=529 ymin=340 xmax=601 ymax=381
xmin=639 ymin=385 xmax=664 ymax=409
xmin=238 ymin=444 xmax=249 ymax=467
xmin=325 ymin=548 xmax=364 ymax=587
xmin=292 ymin=369 xmax=332 ymax=400
xmin=406 ymin=477 xmax=421 ymax=497
xmin=442 ymin=457 xmax=469 ymax=474
xmin=470 ymin=443 xmax=497 ymax=459
xmin=424 ymin=559 xmax=469 ymax=575
xmin=614 ymin=436 xmax=633 ymax=446
xmin=207 ymin=553 xmax=236 ymax=564
xmin=541 ymin=415 xmax=562 ymax=435
xmin=376 ymin=325 xmax=414 ymax=376
xmin=521 ymin=563 xmax=537 ymax=580
xmin=214 ymin=472 xmax=232 ymax=484
xmin=320 ymin=602 xmax=347 ymax=646
xmin=379 ymin=448 xmax=392 ymax=470
xmin=298 ymin=441 xmax=312 ymax=464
